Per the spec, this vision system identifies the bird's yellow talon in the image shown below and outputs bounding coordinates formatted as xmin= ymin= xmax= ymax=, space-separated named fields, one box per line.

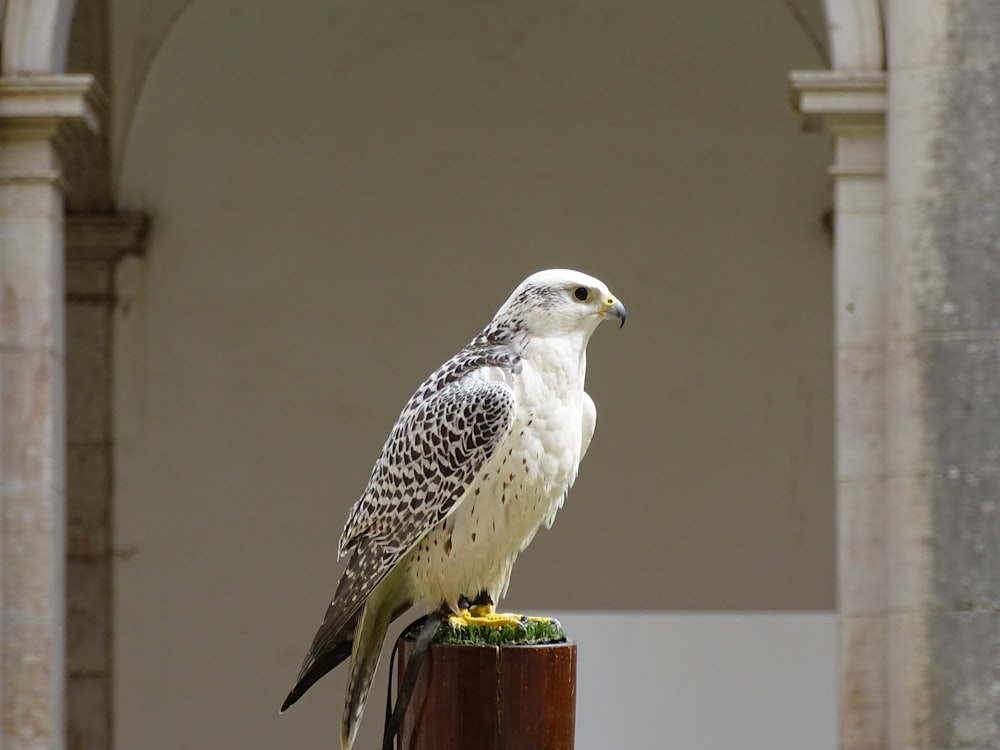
xmin=447 ymin=608 xmax=473 ymax=629
xmin=447 ymin=603 xmax=531 ymax=629
xmin=468 ymin=603 xmax=496 ymax=618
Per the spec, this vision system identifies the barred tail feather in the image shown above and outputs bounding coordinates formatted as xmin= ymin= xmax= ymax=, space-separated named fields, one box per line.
xmin=341 ymin=570 xmax=408 ymax=750
xmin=280 ymin=611 xmax=357 ymax=713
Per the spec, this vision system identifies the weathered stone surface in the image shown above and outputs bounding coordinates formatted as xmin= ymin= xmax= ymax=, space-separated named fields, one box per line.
xmin=794 ymin=50 xmax=890 ymax=750
xmin=840 ymin=614 xmax=887 ymax=750
xmin=0 ymin=224 xmax=63 ymax=352
xmin=890 ymin=0 xmax=1000 ymax=70
xmin=835 ymin=209 xmax=886 ymax=346
xmin=887 ymin=64 xmax=1000 ymax=207
xmin=887 ymin=472 xmax=1000 ymax=613
xmin=65 ymin=259 xmax=114 ymax=300
xmin=1 ymin=609 xmax=63 ymax=750
xmin=63 ymin=250 xmax=120 ymax=750
xmin=67 ymin=560 xmax=109 ymax=675
xmin=0 ymin=182 xmax=62 ymax=220
xmin=2 ymin=487 xmax=62 ymax=622
xmin=889 ymin=199 xmax=1000 ymax=337
xmin=889 ymin=610 xmax=1000 ymax=749
xmin=0 ymin=348 xmax=63 ymax=492
xmin=66 ymin=442 xmax=110 ymax=559
xmin=838 ymin=480 xmax=886 ymax=614
xmin=1 ymin=33 xmax=109 ymax=750
xmin=64 ymin=0 xmax=112 ymax=215
xmin=67 ymin=676 xmax=109 ymax=750
xmin=927 ymin=62 xmax=1000 ymax=200
xmin=928 ymin=471 xmax=1000 ymax=611
xmin=887 ymin=337 xmax=1000 ymax=478
xmin=837 ymin=343 xmax=886 ymax=481
xmin=884 ymin=2 xmax=1000 ymax=748
xmin=66 ymin=304 xmax=110 ymax=444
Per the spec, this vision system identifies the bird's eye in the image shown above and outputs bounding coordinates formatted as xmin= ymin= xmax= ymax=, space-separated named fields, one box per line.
xmin=573 ymin=287 xmax=589 ymax=301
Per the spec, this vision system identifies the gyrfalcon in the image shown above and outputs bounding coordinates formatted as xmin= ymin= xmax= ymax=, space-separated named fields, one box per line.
xmin=281 ymin=269 xmax=625 ymax=749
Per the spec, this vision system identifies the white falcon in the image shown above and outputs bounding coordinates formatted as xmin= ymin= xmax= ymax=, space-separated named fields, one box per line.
xmin=281 ymin=269 xmax=625 ymax=749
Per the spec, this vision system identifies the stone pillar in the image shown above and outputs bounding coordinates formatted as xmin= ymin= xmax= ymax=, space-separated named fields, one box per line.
xmin=0 ymin=75 xmax=102 ymax=750
xmin=791 ymin=71 xmax=888 ymax=750
xmin=64 ymin=215 xmax=146 ymax=750
xmin=884 ymin=2 xmax=1000 ymax=748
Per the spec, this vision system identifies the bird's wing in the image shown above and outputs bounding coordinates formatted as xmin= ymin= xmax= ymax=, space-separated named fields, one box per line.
xmin=286 ymin=377 xmax=516 ymax=695
xmin=342 ymin=377 xmax=517 ymax=556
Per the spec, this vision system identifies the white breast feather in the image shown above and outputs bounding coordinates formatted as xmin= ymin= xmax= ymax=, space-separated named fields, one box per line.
xmin=406 ymin=335 xmax=591 ymax=611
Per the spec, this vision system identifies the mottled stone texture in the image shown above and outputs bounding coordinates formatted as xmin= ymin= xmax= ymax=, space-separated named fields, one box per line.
xmin=64 ymin=0 xmax=112 ymax=215
xmin=66 ymin=677 xmax=109 ymax=750
xmin=886 ymin=1 xmax=1000 ymax=748
xmin=0 ymin=140 xmax=67 ymax=750
xmin=3 ymin=1 xmax=116 ymax=747
xmin=790 ymin=69 xmax=889 ymax=750
xmin=830 ymin=128 xmax=888 ymax=750
xmin=64 ymin=257 xmax=112 ymax=750
xmin=64 ymin=215 xmax=147 ymax=750
xmin=62 ymin=2 xmax=127 ymax=748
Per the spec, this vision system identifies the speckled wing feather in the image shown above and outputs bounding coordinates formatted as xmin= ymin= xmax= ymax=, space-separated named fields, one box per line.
xmin=341 ymin=368 xmax=518 ymax=558
xmin=287 ymin=347 xmax=518 ymax=694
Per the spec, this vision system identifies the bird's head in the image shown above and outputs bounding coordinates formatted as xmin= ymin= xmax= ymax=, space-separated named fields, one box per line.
xmin=494 ymin=269 xmax=626 ymax=339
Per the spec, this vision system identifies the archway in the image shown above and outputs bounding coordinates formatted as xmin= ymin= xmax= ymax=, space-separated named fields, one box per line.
xmin=0 ymin=1 xmax=899 ymax=748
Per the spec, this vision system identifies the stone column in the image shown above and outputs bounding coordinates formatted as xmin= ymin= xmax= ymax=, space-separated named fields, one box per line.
xmin=64 ymin=214 xmax=147 ymax=750
xmin=884 ymin=2 xmax=1000 ymax=748
xmin=791 ymin=70 xmax=888 ymax=750
xmin=0 ymin=75 xmax=102 ymax=750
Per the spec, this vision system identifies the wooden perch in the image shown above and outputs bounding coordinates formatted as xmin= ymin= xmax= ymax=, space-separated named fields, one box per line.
xmin=396 ymin=636 xmax=577 ymax=749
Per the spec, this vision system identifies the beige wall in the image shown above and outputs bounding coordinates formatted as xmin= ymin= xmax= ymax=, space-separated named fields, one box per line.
xmin=110 ymin=1 xmax=832 ymax=747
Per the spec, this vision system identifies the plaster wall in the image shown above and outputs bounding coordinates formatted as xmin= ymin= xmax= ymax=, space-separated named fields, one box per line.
xmin=110 ymin=1 xmax=833 ymax=747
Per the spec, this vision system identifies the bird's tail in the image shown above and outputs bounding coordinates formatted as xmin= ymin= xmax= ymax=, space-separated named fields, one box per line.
xmin=341 ymin=573 xmax=406 ymax=750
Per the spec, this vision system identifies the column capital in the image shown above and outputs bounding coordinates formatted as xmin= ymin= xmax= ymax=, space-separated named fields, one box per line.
xmin=0 ymin=75 xmax=106 ymax=188
xmin=0 ymin=74 xmax=106 ymax=139
xmin=66 ymin=213 xmax=150 ymax=299
xmin=789 ymin=70 xmax=886 ymax=136
xmin=66 ymin=213 xmax=150 ymax=262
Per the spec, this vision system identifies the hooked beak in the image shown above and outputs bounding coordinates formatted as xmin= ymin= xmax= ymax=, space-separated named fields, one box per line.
xmin=600 ymin=297 xmax=627 ymax=328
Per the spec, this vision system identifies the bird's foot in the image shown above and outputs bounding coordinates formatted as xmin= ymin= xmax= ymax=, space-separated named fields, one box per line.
xmin=447 ymin=603 xmax=530 ymax=629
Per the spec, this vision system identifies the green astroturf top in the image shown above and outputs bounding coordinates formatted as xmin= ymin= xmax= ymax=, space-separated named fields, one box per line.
xmin=421 ymin=617 xmax=568 ymax=646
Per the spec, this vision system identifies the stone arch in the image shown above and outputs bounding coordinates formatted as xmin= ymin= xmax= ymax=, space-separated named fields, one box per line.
xmin=1 ymin=0 xmax=77 ymax=73
xmin=821 ymin=0 xmax=885 ymax=69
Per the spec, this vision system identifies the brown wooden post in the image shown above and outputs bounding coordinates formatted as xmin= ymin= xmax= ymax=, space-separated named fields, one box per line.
xmin=396 ymin=639 xmax=577 ymax=750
